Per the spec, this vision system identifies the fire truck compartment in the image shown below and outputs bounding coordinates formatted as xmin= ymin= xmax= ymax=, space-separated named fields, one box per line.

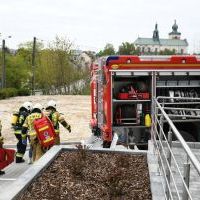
xmin=90 ymin=56 xmax=200 ymax=149
xmin=111 ymin=70 xmax=200 ymax=147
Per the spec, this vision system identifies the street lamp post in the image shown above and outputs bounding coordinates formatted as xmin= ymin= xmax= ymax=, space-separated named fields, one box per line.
xmin=1 ymin=39 xmax=5 ymax=88
xmin=1 ymin=36 xmax=11 ymax=89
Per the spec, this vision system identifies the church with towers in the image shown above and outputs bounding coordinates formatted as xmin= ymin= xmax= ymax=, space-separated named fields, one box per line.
xmin=134 ymin=20 xmax=188 ymax=54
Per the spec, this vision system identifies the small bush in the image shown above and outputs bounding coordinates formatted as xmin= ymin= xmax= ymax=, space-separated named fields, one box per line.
xmin=17 ymin=88 xmax=30 ymax=96
xmin=106 ymin=167 xmax=125 ymax=197
xmin=69 ymin=145 xmax=89 ymax=179
xmin=0 ymin=88 xmax=18 ymax=99
xmin=0 ymin=88 xmax=30 ymax=99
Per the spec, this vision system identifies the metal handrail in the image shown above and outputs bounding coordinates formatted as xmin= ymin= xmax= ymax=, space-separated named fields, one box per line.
xmin=152 ymin=97 xmax=200 ymax=200
xmin=152 ymin=126 xmax=182 ymax=199
xmin=157 ymin=96 xmax=200 ymax=101
xmin=152 ymin=118 xmax=192 ymax=200
xmin=155 ymin=98 xmax=200 ymax=174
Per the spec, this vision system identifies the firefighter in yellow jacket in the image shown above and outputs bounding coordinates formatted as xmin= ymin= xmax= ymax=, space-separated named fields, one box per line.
xmin=21 ymin=103 xmax=44 ymax=162
xmin=45 ymin=100 xmax=71 ymax=145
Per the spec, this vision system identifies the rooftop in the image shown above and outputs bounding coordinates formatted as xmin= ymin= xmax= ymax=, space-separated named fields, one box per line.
xmin=134 ymin=37 xmax=188 ymax=46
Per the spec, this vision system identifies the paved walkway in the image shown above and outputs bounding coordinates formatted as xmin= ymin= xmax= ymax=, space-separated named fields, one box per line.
xmin=0 ymin=150 xmax=31 ymax=193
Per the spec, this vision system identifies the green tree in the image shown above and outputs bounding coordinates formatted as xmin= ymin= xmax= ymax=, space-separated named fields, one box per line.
xmin=5 ymin=53 xmax=30 ymax=89
xmin=1 ymin=37 xmax=90 ymax=95
xmin=118 ymin=42 xmax=136 ymax=55
xmin=37 ymin=36 xmax=88 ymax=94
xmin=97 ymin=43 xmax=115 ymax=56
xmin=18 ymin=41 xmax=44 ymax=51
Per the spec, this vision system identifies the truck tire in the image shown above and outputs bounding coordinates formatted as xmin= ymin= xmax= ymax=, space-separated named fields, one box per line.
xmin=180 ymin=130 xmax=196 ymax=142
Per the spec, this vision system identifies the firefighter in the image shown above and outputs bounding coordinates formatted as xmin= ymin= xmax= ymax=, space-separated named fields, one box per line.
xmin=21 ymin=103 xmax=45 ymax=163
xmin=12 ymin=102 xmax=32 ymax=163
xmin=45 ymin=100 xmax=71 ymax=145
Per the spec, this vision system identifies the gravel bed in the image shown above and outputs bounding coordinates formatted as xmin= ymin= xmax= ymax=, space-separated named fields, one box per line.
xmin=18 ymin=150 xmax=152 ymax=200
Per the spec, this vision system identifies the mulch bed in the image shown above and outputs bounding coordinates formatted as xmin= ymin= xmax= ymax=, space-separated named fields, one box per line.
xmin=18 ymin=148 xmax=152 ymax=200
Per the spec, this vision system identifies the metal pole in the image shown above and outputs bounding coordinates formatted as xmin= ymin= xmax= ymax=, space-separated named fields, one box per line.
xmin=166 ymin=129 xmax=172 ymax=200
xmin=32 ymin=37 xmax=36 ymax=95
xmin=151 ymin=72 xmax=156 ymax=141
xmin=182 ymin=163 xmax=190 ymax=200
xmin=159 ymin=114 xmax=164 ymax=140
xmin=1 ymin=39 xmax=5 ymax=88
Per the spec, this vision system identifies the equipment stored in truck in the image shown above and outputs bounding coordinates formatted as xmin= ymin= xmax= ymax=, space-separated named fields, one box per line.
xmin=90 ymin=55 xmax=200 ymax=148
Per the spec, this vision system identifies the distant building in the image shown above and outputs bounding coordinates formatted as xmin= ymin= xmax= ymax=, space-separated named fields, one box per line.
xmin=134 ymin=20 xmax=188 ymax=54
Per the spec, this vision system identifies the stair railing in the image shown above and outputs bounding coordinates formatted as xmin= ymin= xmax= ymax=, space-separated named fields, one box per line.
xmin=151 ymin=97 xmax=200 ymax=200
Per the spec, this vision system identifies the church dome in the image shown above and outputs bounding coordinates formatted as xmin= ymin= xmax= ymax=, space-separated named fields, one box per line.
xmin=172 ymin=20 xmax=178 ymax=32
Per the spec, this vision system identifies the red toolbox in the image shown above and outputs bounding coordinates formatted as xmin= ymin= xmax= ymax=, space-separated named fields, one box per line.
xmin=0 ymin=148 xmax=15 ymax=170
xmin=118 ymin=85 xmax=150 ymax=100
xmin=118 ymin=93 xmax=129 ymax=100
xmin=118 ymin=90 xmax=150 ymax=100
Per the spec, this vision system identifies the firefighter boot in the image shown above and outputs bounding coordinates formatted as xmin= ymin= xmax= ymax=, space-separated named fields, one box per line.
xmin=16 ymin=155 xmax=25 ymax=163
xmin=0 ymin=170 xmax=5 ymax=175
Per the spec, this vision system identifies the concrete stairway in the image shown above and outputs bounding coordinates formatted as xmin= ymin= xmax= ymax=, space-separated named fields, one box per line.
xmin=169 ymin=143 xmax=200 ymax=200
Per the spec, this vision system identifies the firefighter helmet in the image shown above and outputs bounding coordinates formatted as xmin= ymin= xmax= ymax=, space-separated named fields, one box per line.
xmin=32 ymin=103 xmax=43 ymax=111
xmin=47 ymin=100 xmax=56 ymax=109
xmin=22 ymin=101 xmax=33 ymax=111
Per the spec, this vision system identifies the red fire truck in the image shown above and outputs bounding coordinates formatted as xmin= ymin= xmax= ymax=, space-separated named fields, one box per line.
xmin=90 ymin=55 xmax=200 ymax=148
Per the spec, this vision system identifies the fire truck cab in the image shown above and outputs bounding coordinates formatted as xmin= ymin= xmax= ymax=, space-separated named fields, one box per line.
xmin=90 ymin=55 xmax=200 ymax=148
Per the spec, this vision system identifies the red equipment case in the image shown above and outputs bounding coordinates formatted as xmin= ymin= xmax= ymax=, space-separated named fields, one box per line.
xmin=118 ymin=85 xmax=150 ymax=100
xmin=34 ymin=116 xmax=56 ymax=147
xmin=0 ymin=148 xmax=15 ymax=170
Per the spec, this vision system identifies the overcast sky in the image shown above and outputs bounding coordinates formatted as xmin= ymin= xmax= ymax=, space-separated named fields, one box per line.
xmin=0 ymin=0 xmax=200 ymax=53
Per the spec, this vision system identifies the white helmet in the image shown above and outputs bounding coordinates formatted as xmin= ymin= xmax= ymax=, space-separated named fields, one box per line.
xmin=47 ymin=100 xmax=56 ymax=109
xmin=22 ymin=101 xmax=33 ymax=111
xmin=32 ymin=103 xmax=43 ymax=111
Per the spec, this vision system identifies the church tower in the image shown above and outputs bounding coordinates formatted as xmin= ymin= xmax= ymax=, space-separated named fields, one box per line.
xmin=153 ymin=23 xmax=159 ymax=41
xmin=169 ymin=20 xmax=181 ymax=39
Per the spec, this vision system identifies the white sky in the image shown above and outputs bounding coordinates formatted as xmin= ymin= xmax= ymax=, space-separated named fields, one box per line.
xmin=0 ymin=0 xmax=200 ymax=53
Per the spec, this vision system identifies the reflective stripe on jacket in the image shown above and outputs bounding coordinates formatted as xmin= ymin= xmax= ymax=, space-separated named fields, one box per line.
xmin=45 ymin=109 xmax=70 ymax=134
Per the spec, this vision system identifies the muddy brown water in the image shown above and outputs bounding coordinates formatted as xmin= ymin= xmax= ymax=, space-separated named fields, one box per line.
xmin=0 ymin=95 xmax=91 ymax=144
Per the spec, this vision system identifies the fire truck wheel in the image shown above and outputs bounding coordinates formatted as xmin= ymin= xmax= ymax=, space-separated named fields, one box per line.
xmin=103 ymin=141 xmax=111 ymax=148
xmin=180 ymin=131 xmax=196 ymax=142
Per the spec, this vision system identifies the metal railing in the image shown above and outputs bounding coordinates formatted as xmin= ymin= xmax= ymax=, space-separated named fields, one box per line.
xmin=152 ymin=97 xmax=200 ymax=200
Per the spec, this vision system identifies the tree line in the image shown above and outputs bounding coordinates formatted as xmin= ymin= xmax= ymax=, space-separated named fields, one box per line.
xmin=0 ymin=39 xmax=184 ymax=97
xmin=0 ymin=36 xmax=91 ymax=96
xmin=97 ymin=42 xmax=180 ymax=56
